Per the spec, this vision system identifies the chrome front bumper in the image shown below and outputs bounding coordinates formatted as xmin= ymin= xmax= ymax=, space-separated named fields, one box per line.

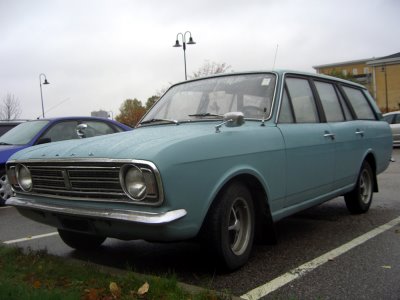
xmin=6 ymin=197 xmax=187 ymax=225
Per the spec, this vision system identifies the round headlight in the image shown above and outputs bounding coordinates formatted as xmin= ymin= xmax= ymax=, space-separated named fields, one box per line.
xmin=121 ymin=165 xmax=147 ymax=200
xmin=16 ymin=164 xmax=32 ymax=192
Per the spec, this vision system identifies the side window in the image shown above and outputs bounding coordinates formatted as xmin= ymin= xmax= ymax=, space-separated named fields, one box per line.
xmin=83 ymin=121 xmax=118 ymax=138
xmin=394 ymin=114 xmax=400 ymax=124
xmin=41 ymin=121 xmax=79 ymax=142
xmin=337 ymin=90 xmax=353 ymax=120
xmin=314 ymin=81 xmax=344 ymax=122
xmin=383 ymin=114 xmax=394 ymax=124
xmin=342 ymin=87 xmax=376 ymax=120
xmin=285 ymin=77 xmax=319 ymax=123
xmin=278 ymin=89 xmax=294 ymax=123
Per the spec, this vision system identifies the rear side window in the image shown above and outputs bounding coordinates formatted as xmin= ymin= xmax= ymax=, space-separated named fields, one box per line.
xmin=285 ymin=78 xmax=319 ymax=123
xmin=342 ymin=87 xmax=376 ymax=120
xmin=314 ymin=81 xmax=344 ymax=122
xmin=383 ymin=114 xmax=394 ymax=124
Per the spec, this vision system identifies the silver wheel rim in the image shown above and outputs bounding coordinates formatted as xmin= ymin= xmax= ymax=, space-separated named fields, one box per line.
xmin=0 ymin=174 xmax=13 ymax=201
xmin=360 ymin=169 xmax=372 ymax=205
xmin=228 ymin=197 xmax=251 ymax=256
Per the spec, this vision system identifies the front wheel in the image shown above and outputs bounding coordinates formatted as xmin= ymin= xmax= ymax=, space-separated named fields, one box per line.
xmin=344 ymin=162 xmax=374 ymax=214
xmin=202 ymin=181 xmax=255 ymax=271
xmin=0 ymin=173 xmax=13 ymax=206
xmin=58 ymin=229 xmax=106 ymax=250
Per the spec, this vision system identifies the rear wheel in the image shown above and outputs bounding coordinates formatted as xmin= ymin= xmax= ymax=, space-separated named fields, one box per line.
xmin=202 ymin=181 xmax=255 ymax=271
xmin=345 ymin=162 xmax=374 ymax=214
xmin=58 ymin=229 xmax=106 ymax=250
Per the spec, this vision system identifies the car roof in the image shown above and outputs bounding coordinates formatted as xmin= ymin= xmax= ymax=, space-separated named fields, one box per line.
xmin=383 ymin=111 xmax=400 ymax=116
xmin=29 ymin=116 xmax=131 ymax=128
xmin=170 ymin=69 xmax=366 ymax=90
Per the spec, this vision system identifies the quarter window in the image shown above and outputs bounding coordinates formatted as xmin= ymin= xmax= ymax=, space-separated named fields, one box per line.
xmin=285 ymin=78 xmax=319 ymax=123
xmin=343 ymin=87 xmax=376 ymax=120
xmin=278 ymin=89 xmax=294 ymax=123
xmin=315 ymin=81 xmax=344 ymax=122
xmin=84 ymin=121 xmax=120 ymax=137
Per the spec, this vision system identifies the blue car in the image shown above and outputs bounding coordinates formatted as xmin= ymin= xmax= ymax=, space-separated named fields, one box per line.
xmin=6 ymin=71 xmax=392 ymax=270
xmin=0 ymin=117 xmax=131 ymax=204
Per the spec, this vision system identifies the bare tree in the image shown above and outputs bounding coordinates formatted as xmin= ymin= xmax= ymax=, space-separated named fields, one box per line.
xmin=190 ymin=60 xmax=232 ymax=79
xmin=0 ymin=93 xmax=22 ymax=120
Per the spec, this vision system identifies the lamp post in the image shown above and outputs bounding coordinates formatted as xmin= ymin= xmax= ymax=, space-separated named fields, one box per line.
xmin=173 ymin=31 xmax=196 ymax=80
xmin=381 ymin=66 xmax=389 ymax=113
xmin=39 ymin=73 xmax=50 ymax=118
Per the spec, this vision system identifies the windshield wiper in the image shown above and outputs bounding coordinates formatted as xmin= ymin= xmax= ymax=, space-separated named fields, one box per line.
xmin=188 ymin=113 xmax=223 ymax=118
xmin=140 ymin=118 xmax=180 ymax=125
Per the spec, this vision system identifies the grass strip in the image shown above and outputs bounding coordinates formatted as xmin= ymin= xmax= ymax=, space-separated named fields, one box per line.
xmin=0 ymin=245 xmax=223 ymax=300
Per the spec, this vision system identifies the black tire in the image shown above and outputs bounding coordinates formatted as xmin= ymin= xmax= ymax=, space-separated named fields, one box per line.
xmin=344 ymin=162 xmax=374 ymax=214
xmin=202 ymin=181 xmax=255 ymax=271
xmin=0 ymin=172 xmax=13 ymax=206
xmin=58 ymin=229 xmax=106 ymax=250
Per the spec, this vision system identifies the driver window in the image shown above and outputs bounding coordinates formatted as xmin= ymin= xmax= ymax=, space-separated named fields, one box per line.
xmin=41 ymin=121 xmax=79 ymax=142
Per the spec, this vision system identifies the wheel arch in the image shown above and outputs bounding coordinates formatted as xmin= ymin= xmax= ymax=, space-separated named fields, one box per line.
xmin=363 ymin=151 xmax=378 ymax=193
xmin=201 ymin=171 xmax=277 ymax=245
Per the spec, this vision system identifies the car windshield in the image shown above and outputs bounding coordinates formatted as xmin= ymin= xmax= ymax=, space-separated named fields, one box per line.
xmin=0 ymin=120 xmax=49 ymax=145
xmin=141 ymin=73 xmax=276 ymax=124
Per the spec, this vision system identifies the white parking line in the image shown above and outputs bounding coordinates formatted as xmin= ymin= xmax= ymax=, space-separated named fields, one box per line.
xmin=241 ymin=216 xmax=400 ymax=300
xmin=3 ymin=232 xmax=58 ymax=244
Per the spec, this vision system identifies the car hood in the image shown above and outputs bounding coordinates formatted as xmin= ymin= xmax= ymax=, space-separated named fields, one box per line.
xmin=0 ymin=144 xmax=28 ymax=164
xmin=9 ymin=122 xmax=278 ymax=167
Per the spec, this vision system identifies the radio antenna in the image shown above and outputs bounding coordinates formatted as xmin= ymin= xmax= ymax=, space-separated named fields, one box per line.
xmin=272 ymin=44 xmax=279 ymax=70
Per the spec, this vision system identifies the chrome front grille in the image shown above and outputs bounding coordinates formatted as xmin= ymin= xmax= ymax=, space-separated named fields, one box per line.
xmin=6 ymin=159 xmax=165 ymax=205
xmin=27 ymin=165 xmax=125 ymax=200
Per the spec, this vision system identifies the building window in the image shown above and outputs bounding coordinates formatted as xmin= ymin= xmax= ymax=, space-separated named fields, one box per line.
xmin=364 ymin=67 xmax=369 ymax=74
xmin=352 ymin=68 xmax=358 ymax=75
xmin=342 ymin=70 xmax=348 ymax=76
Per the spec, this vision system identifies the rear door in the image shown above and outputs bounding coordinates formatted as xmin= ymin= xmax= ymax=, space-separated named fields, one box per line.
xmin=313 ymin=80 xmax=362 ymax=190
xmin=277 ymin=76 xmax=335 ymax=207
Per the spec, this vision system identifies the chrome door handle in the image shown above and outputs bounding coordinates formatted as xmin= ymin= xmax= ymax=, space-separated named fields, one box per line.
xmin=324 ymin=132 xmax=335 ymax=140
xmin=355 ymin=130 xmax=364 ymax=137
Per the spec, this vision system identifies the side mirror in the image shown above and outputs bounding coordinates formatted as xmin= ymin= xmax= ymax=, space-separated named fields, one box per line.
xmin=37 ymin=137 xmax=51 ymax=145
xmin=76 ymin=123 xmax=88 ymax=138
xmin=215 ymin=112 xmax=245 ymax=133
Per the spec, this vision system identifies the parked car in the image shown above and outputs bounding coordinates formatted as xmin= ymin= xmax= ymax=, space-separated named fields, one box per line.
xmin=0 ymin=117 xmax=131 ymax=205
xmin=6 ymin=71 xmax=392 ymax=270
xmin=383 ymin=111 xmax=400 ymax=146
xmin=0 ymin=120 xmax=28 ymax=136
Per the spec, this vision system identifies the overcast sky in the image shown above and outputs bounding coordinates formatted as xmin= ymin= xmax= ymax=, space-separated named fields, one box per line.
xmin=1 ymin=0 xmax=399 ymax=119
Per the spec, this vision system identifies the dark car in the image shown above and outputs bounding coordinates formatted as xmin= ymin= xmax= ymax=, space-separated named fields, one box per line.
xmin=0 ymin=120 xmax=28 ymax=136
xmin=0 ymin=116 xmax=131 ymax=204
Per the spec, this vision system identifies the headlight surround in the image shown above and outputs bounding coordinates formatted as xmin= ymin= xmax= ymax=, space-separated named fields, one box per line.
xmin=120 ymin=164 xmax=147 ymax=201
xmin=16 ymin=164 xmax=32 ymax=192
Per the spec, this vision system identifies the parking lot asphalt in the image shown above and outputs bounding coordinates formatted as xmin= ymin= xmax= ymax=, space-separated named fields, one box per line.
xmin=1 ymin=148 xmax=399 ymax=299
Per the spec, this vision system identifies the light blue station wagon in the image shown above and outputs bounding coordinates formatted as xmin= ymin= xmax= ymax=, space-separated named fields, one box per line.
xmin=6 ymin=71 xmax=392 ymax=270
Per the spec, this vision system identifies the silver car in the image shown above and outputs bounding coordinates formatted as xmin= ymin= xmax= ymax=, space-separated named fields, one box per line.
xmin=383 ymin=111 xmax=400 ymax=146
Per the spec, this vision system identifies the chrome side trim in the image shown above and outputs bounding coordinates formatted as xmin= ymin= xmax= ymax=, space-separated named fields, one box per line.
xmin=6 ymin=197 xmax=186 ymax=225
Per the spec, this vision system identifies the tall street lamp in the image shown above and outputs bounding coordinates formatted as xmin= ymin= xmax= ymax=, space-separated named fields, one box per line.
xmin=39 ymin=73 xmax=50 ymax=118
xmin=173 ymin=31 xmax=196 ymax=80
